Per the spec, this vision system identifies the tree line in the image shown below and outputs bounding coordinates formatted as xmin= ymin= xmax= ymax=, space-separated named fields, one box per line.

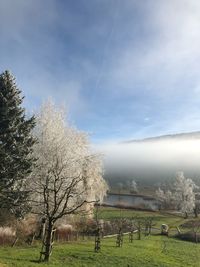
xmin=156 ymin=171 xmax=199 ymax=218
xmin=0 ymin=70 xmax=108 ymax=261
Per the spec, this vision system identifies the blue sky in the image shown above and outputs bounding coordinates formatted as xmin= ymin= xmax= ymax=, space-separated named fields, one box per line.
xmin=1 ymin=0 xmax=200 ymax=144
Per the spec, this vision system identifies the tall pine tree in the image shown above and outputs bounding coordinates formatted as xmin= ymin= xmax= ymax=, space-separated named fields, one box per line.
xmin=0 ymin=70 xmax=36 ymax=218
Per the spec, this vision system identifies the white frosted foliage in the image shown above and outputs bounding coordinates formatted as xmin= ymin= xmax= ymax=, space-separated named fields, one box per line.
xmin=174 ymin=171 xmax=196 ymax=215
xmin=30 ymin=102 xmax=108 ymax=220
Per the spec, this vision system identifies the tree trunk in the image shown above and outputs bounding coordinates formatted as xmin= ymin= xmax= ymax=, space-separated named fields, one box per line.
xmin=44 ymin=221 xmax=54 ymax=262
xmin=176 ymin=226 xmax=181 ymax=235
xmin=138 ymin=226 xmax=141 ymax=240
xmin=38 ymin=218 xmax=46 ymax=240
xmin=94 ymin=228 xmax=101 ymax=252
xmin=195 ymin=232 xmax=198 ymax=243
xmin=149 ymin=224 xmax=152 ymax=235
xmin=194 ymin=207 xmax=198 ymax=218
xmin=11 ymin=237 xmax=18 ymax=247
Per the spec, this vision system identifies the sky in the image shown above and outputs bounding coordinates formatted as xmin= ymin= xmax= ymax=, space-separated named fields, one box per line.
xmin=1 ymin=0 xmax=200 ymax=144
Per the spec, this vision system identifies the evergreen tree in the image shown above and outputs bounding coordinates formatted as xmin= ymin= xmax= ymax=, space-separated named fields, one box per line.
xmin=0 ymin=70 xmax=36 ymax=218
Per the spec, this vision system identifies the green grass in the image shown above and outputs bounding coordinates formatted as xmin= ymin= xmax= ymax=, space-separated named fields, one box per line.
xmin=98 ymin=207 xmax=188 ymax=229
xmin=0 ymin=208 xmax=199 ymax=267
xmin=0 ymin=235 xmax=200 ymax=267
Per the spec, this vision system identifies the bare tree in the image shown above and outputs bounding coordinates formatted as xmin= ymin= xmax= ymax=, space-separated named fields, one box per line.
xmin=93 ymin=203 xmax=103 ymax=252
xmin=144 ymin=217 xmax=155 ymax=236
xmin=116 ymin=226 xmax=123 ymax=247
xmin=115 ymin=218 xmax=127 ymax=247
xmin=30 ymin=102 xmax=108 ymax=261
xmin=133 ymin=217 xmax=144 ymax=240
xmin=113 ymin=218 xmax=128 ymax=247
xmin=191 ymin=221 xmax=200 ymax=243
xmin=129 ymin=218 xmax=136 ymax=243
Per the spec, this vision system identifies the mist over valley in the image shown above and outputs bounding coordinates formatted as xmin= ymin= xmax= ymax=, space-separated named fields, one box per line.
xmin=97 ymin=131 xmax=200 ymax=191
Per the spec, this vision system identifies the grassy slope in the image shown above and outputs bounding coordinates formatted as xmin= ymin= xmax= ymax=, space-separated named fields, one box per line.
xmin=98 ymin=207 xmax=187 ymax=230
xmin=0 ymin=236 xmax=200 ymax=267
xmin=0 ymin=208 xmax=199 ymax=267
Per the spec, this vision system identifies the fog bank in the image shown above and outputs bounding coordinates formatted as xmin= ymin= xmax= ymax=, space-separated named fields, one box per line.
xmin=96 ymin=135 xmax=200 ymax=187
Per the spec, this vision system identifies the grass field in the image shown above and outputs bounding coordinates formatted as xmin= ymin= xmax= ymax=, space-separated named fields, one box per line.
xmin=98 ymin=207 xmax=188 ymax=230
xmin=0 ymin=235 xmax=200 ymax=267
xmin=0 ymin=208 xmax=199 ymax=267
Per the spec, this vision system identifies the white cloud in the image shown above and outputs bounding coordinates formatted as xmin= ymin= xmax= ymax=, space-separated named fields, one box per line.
xmin=107 ymin=0 xmax=200 ymax=97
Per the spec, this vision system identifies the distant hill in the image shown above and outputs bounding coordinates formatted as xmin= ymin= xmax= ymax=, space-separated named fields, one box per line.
xmin=123 ymin=131 xmax=200 ymax=143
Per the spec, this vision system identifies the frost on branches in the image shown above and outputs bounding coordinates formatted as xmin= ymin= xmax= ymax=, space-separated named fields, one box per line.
xmin=155 ymin=188 xmax=173 ymax=209
xmin=174 ymin=171 xmax=197 ymax=218
xmin=156 ymin=171 xmax=197 ymax=217
xmin=30 ymin=102 xmax=108 ymax=261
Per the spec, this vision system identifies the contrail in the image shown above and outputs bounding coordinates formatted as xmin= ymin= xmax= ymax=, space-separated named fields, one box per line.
xmin=93 ymin=0 xmax=121 ymax=96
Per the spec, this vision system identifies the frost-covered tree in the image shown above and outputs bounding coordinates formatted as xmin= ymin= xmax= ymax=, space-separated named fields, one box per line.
xmin=194 ymin=192 xmax=200 ymax=218
xmin=130 ymin=180 xmax=138 ymax=193
xmin=30 ymin=102 xmax=108 ymax=262
xmin=156 ymin=188 xmax=165 ymax=200
xmin=125 ymin=179 xmax=138 ymax=193
xmin=174 ymin=172 xmax=196 ymax=218
xmin=156 ymin=188 xmax=173 ymax=209
xmin=156 ymin=172 xmax=197 ymax=216
xmin=0 ymin=70 xmax=35 ymax=218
